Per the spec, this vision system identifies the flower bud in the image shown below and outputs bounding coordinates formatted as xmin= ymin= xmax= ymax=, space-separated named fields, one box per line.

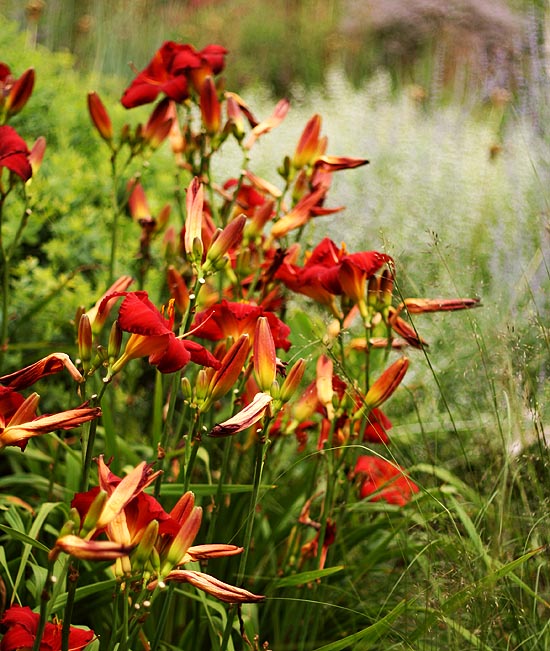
xmin=132 ymin=519 xmax=159 ymax=570
xmin=87 ymin=91 xmax=113 ymax=142
xmin=279 ymin=358 xmax=306 ymax=402
xmin=202 ymin=214 xmax=246 ymax=273
xmin=202 ymin=335 xmax=250 ymax=410
xmin=6 ymin=68 xmax=35 ymax=117
xmin=143 ymin=97 xmax=173 ymax=149
xmin=78 ymin=313 xmax=93 ymax=372
xmin=226 ymin=94 xmax=245 ymax=141
xmin=108 ymin=321 xmax=123 ymax=363
xmin=292 ymin=114 xmax=322 ymax=169
xmin=200 ymin=76 xmax=221 ymax=135
xmin=365 ymin=357 xmax=409 ymax=409
xmin=28 ymin=136 xmax=46 ymax=177
xmin=184 ymin=178 xmax=204 ymax=264
xmin=254 ymin=317 xmax=276 ymax=392
xmin=80 ymin=489 xmax=109 ymax=537
xmin=162 ymin=506 xmax=202 ymax=573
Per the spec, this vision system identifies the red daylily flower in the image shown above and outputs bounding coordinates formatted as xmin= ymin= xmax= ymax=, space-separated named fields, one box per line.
xmin=0 ymin=388 xmax=101 ymax=451
xmin=0 ymin=605 xmax=94 ymax=651
xmin=0 ymin=125 xmax=32 ymax=181
xmin=102 ymin=291 xmax=219 ymax=374
xmin=191 ymin=299 xmax=291 ymax=351
xmin=354 ymin=456 xmax=419 ymax=506
xmin=121 ymin=42 xmax=227 ymax=108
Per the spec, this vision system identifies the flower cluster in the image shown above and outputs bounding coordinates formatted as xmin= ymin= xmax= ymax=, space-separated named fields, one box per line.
xmin=0 ymin=42 xmax=481 ymax=651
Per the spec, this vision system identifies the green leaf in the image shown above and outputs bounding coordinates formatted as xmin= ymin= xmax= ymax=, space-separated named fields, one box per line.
xmin=158 ymin=483 xmax=275 ymax=496
xmin=51 ymin=578 xmax=118 ymax=609
xmin=311 ymin=600 xmax=408 ymax=651
xmin=273 ymin=566 xmax=344 ymax=588
xmin=0 ymin=525 xmax=51 ymax=553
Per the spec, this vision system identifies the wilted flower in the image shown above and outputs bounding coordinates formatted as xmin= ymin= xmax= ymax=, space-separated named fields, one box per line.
xmin=0 ymin=388 xmax=101 ymax=451
xmin=0 ymin=353 xmax=83 ymax=389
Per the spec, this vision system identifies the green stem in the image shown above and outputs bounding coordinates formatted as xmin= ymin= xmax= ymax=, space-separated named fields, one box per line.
xmin=221 ymin=425 xmax=271 ymax=651
xmin=32 ymin=560 xmax=55 ymax=651
xmin=149 ymin=583 xmax=175 ymax=651
xmin=108 ymin=155 xmax=120 ymax=285
xmin=61 ymin=562 xmax=79 ymax=651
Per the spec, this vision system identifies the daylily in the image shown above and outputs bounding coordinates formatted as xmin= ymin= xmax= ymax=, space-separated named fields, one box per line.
xmin=121 ymin=41 xmax=228 ymax=108
xmin=244 ymin=98 xmax=290 ymax=149
xmin=0 ymin=389 xmax=101 ymax=450
xmin=0 ymin=353 xmax=83 ymax=389
xmin=50 ymin=535 xmax=133 ymax=562
xmin=71 ymin=459 xmax=261 ymax=602
xmin=354 ymin=456 xmax=419 ymax=505
xmin=101 ymin=291 xmax=219 ymax=375
xmin=0 ymin=605 xmax=94 ymax=651
xmin=191 ymin=299 xmax=291 ymax=351
xmin=85 ymin=275 xmax=134 ymax=334
xmin=148 ymin=570 xmax=264 ymax=604
xmin=0 ymin=125 xmax=32 ymax=182
xmin=209 ymin=392 xmax=273 ymax=437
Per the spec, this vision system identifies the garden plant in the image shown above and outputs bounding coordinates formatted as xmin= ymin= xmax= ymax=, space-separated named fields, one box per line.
xmin=0 ymin=28 xmax=548 ymax=651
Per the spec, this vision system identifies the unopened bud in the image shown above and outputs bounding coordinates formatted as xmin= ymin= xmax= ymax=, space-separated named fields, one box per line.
xmin=87 ymin=91 xmax=113 ymax=143
xmin=81 ymin=489 xmax=109 ymax=536
xmin=202 ymin=214 xmax=246 ymax=273
xmin=78 ymin=314 xmax=93 ymax=371
xmin=279 ymin=358 xmax=306 ymax=402
xmin=365 ymin=357 xmax=409 ymax=409
xmin=6 ymin=68 xmax=35 ymax=117
xmin=108 ymin=321 xmax=123 ymax=362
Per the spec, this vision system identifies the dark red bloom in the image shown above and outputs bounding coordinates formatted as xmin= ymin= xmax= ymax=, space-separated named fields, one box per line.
xmin=0 ymin=125 xmax=32 ymax=181
xmin=191 ymin=299 xmax=291 ymax=351
xmin=354 ymin=456 xmax=419 ymax=506
xmin=121 ymin=42 xmax=228 ymax=108
xmin=0 ymin=605 xmax=94 ymax=651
